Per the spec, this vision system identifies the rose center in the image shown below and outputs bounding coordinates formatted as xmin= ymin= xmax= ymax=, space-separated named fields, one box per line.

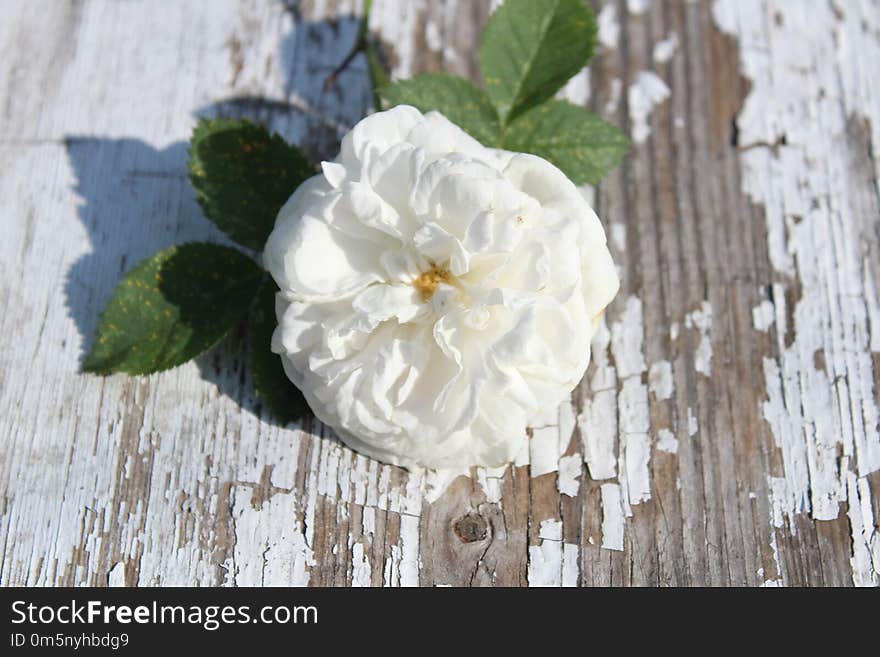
xmin=412 ymin=265 xmax=452 ymax=302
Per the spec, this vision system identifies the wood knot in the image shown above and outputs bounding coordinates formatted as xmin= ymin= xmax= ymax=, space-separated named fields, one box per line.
xmin=453 ymin=512 xmax=488 ymax=543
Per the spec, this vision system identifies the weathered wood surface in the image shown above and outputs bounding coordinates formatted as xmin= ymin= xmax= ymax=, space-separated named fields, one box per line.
xmin=1 ymin=0 xmax=878 ymax=587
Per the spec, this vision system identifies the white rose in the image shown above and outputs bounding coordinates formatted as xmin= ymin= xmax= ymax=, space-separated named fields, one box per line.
xmin=264 ymin=105 xmax=619 ymax=469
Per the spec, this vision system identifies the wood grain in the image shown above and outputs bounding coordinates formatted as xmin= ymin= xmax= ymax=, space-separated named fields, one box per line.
xmin=0 ymin=0 xmax=877 ymax=587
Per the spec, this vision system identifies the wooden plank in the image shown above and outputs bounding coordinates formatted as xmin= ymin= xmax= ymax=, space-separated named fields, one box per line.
xmin=0 ymin=0 xmax=877 ymax=587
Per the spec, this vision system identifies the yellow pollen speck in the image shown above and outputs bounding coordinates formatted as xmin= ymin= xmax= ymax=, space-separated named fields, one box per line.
xmin=412 ymin=265 xmax=451 ymax=302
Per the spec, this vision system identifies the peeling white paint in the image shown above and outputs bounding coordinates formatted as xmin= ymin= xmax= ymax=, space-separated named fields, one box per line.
xmin=351 ymin=542 xmax=371 ymax=587
xmin=611 ymin=297 xmax=647 ymax=378
xmin=232 ymin=489 xmax=314 ymax=586
xmin=612 ymin=298 xmax=651 ymax=507
xmin=610 ymin=221 xmax=626 ymax=253
xmin=656 ymin=429 xmax=678 ymax=454
xmin=619 ymin=378 xmax=649 ymax=436
xmin=605 ymin=78 xmax=622 ymax=115
xmin=685 ymin=301 xmax=713 ymax=376
xmin=687 ymin=408 xmax=698 ymax=437
xmin=714 ymin=0 xmax=880 ymax=585
xmin=622 ymin=432 xmax=651 ymax=504
xmin=107 ymin=562 xmax=126 ymax=587
xmin=539 ymin=518 xmax=562 ymax=541
xmin=362 ymin=506 xmax=376 ymax=537
xmin=579 ymin=391 xmax=618 ymax=480
xmin=648 ymin=360 xmax=673 ymax=401
xmin=580 ymin=294 xmax=652 ymax=549
xmin=600 ymin=483 xmax=625 ymax=551
xmin=598 ymin=4 xmax=619 ymax=50
xmin=752 ymin=300 xmax=775 ymax=332
xmin=652 ymin=33 xmax=678 ymax=63
xmin=693 ymin=336 xmax=712 ymax=376
xmin=370 ymin=0 xmax=423 ymax=80
xmin=424 ymin=19 xmax=442 ymax=53
xmin=769 ymin=522 xmax=782 ymax=582
xmin=557 ymin=454 xmax=582 ymax=497
xmin=562 ymin=543 xmax=579 ymax=587
xmin=865 ymin=263 xmax=880 ymax=353
xmin=626 ymin=0 xmax=648 ymax=15
xmin=628 ymin=71 xmax=670 ymax=144
xmin=528 ymin=519 xmax=563 ymax=587
xmin=846 ymin=472 xmax=879 ymax=586
xmin=530 ymin=398 xmax=577 ymax=479
xmin=475 ymin=466 xmax=506 ymax=505
xmin=580 ymin=315 xmax=618 ymax=480
xmin=531 ymin=427 xmax=564 ymax=477
xmin=560 ymin=69 xmax=590 ymax=106
xmin=384 ymin=513 xmax=420 ymax=587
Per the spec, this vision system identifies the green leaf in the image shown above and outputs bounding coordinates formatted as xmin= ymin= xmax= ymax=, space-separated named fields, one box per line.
xmin=188 ymin=119 xmax=314 ymax=251
xmin=480 ymin=0 xmax=597 ymax=126
xmin=380 ymin=74 xmax=501 ymax=146
xmin=249 ymin=278 xmax=309 ymax=424
xmin=502 ymin=100 xmax=628 ymax=184
xmin=84 ymin=243 xmax=263 ymax=375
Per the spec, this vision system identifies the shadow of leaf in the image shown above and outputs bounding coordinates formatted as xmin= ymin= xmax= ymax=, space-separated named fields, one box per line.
xmin=63 ymin=11 xmax=377 ymax=430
